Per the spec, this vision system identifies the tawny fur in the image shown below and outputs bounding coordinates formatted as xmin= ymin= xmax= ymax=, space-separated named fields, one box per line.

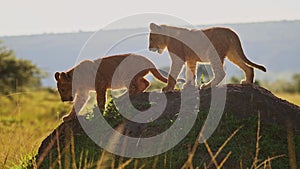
xmin=55 ymin=53 xmax=167 ymax=121
xmin=149 ymin=23 xmax=266 ymax=91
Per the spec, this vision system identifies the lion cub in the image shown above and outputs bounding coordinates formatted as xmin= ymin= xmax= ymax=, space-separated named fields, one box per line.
xmin=149 ymin=23 xmax=266 ymax=91
xmin=55 ymin=53 xmax=167 ymax=121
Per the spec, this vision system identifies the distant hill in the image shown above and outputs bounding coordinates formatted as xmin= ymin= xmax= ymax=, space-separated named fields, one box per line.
xmin=1 ymin=20 xmax=300 ymax=86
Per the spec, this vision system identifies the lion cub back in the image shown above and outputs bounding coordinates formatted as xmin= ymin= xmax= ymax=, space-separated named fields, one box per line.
xmin=94 ymin=53 xmax=160 ymax=89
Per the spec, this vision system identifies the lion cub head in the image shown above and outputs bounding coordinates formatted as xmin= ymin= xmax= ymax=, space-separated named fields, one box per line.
xmin=54 ymin=72 xmax=73 ymax=102
xmin=149 ymin=23 xmax=168 ymax=54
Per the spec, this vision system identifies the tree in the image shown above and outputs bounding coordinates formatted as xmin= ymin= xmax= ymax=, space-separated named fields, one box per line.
xmin=292 ymin=74 xmax=300 ymax=93
xmin=0 ymin=41 xmax=45 ymax=94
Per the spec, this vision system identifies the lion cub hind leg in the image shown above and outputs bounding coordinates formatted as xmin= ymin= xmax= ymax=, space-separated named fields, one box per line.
xmin=227 ymin=53 xmax=254 ymax=84
xmin=163 ymin=56 xmax=185 ymax=92
xmin=129 ymin=77 xmax=150 ymax=95
xmin=96 ymin=87 xmax=107 ymax=112
xmin=241 ymin=65 xmax=254 ymax=84
xmin=63 ymin=107 xmax=77 ymax=122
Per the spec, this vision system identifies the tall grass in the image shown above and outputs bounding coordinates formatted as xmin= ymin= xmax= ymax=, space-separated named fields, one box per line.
xmin=1 ymin=89 xmax=299 ymax=168
xmin=0 ymin=89 xmax=71 ymax=168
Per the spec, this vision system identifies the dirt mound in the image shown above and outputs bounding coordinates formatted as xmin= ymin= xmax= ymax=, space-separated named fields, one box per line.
xmin=201 ymin=84 xmax=300 ymax=129
xmin=117 ymin=83 xmax=300 ymax=136
xmin=35 ymin=84 xmax=300 ymax=168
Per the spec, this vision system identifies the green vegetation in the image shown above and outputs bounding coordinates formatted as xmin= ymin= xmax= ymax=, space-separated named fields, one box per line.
xmin=0 ymin=41 xmax=45 ymax=94
xmin=0 ymin=41 xmax=62 ymax=167
xmin=0 ymin=89 xmax=71 ymax=168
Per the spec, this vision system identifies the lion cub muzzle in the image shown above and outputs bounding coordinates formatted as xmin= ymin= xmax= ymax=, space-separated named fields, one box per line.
xmin=149 ymin=47 xmax=158 ymax=53
xmin=149 ymin=47 xmax=163 ymax=54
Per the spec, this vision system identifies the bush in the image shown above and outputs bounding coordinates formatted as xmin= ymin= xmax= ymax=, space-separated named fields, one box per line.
xmin=0 ymin=41 xmax=45 ymax=94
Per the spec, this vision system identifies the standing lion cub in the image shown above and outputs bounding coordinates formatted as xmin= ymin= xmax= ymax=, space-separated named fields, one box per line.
xmin=55 ymin=53 xmax=167 ymax=121
xmin=149 ymin=23 xmax=266 ymax=91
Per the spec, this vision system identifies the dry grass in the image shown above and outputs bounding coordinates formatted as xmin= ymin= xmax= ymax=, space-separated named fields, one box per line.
xmin=274 ymin=93 xmax=300 ymax=106
xmin=1 ymin=90 xmax=297 ymax=168
xmin=0 ymin=89 xmax=71 ymax=168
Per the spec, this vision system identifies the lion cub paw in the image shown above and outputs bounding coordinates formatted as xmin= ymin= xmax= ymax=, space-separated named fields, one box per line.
xmin=182 ymin=82 xmax=193 ymax=88
xmin=199 ymin=83 xmax=211 ymax=89
xmin=241 ymin=80 xmax=251 ymax=85
xmin=62 ymin=112 xmax=77 ymax=122
xmin=162 ymin=86 xmax=175 ymax=92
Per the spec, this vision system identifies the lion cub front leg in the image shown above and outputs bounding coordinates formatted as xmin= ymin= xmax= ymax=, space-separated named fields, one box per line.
xmin=129 ymin=77 xmax=150 ymax=94
xmin=163 ymin=55 xmax=184 ymax=92
xmin=63 ymin=90 xmax=89 ymax=122
xmin=96 ymin=87 xmax=107 ymax=112
xmin=183 ymin=60 xmax=197 ymax=88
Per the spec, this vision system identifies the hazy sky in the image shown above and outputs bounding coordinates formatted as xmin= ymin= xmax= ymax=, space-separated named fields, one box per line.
xmin=1 ymin=0 xmax=299 ymax=36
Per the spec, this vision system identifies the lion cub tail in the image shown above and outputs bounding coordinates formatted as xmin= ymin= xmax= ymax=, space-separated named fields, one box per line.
xmin=243 ymin=57 xmax=267 ymax=72
xmin=149 ymin=68 xmax=168 ymax=83
xmin=233 ymin=39 xmax=267 ymax=72
xmin=232 ymin=47 xmax=267 ymax=72
xmin=250 ymin=62 xmax=267 ymax=72
xmin=230 ymin=31 xmax=267 ymax=72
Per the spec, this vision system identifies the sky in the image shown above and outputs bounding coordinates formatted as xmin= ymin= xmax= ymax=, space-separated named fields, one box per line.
xmin=1 ymin=0 xmax=300 ymax=36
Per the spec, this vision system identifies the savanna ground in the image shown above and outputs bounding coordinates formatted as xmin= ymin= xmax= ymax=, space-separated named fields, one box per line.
xmin=0 ymin=86 xmax=299 ymax=168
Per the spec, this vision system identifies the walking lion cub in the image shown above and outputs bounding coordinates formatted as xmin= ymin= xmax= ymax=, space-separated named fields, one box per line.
xmin=149 ymin=23 xmax=266 ymax=91
xmin=55 ymin=53 xmax=167 ymax=121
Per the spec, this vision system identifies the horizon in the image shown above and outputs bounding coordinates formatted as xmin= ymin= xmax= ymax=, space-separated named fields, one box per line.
xmin=1 ymin=19 xmax=299 ymax=37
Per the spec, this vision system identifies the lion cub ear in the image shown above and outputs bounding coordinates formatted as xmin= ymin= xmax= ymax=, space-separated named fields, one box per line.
xmin=61 ymin=72 xmax=72 ymax=81
xmin=54 ymin=72 xmax=60 ymax=81
xmin=150 ymin=23 xmax=160 ymax=31
xmin=55 ymin=72 xmax=71 ymax=81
